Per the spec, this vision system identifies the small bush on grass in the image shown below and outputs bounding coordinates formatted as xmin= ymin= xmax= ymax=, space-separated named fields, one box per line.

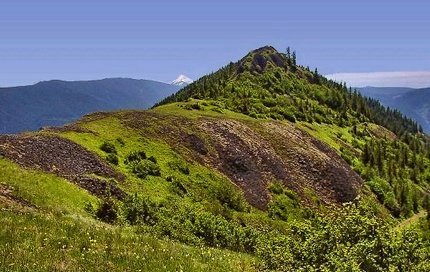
xmin=124 ymin=150 xmax=146 ymax=164
xmin=106 ymin=154 xmax=119 ymax=165
xmin=131 ymin=161 xmax=161 ymax=179
xmin=168 ymin=160 xmax=190 ymax=175
xmin=100 ymin=142 xmax=117 ymax=154
xmin=95 ymin=198 xmax=119 ymax=224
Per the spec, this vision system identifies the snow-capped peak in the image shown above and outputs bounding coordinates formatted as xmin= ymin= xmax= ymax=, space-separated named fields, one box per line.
xmin=171 ymin=75 xmax=193 ymax=86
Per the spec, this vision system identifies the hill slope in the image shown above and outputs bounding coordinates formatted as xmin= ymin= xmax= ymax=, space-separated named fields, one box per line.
xmin=158 ymin=46 xmax=421 ymax=136
xmin=359 ymin=86 xmax=430 ymax=133
xmin=0 ymin=78 xmax=180 ymax=134
xmin=1 ymin=46 xmax=430 ymax=271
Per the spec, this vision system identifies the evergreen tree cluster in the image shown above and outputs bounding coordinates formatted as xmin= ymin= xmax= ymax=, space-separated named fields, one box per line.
xmin=157 ymin=46 xmax=420 ymax=136
xmin=157 ymin=46 xmax=430 ymax=218
xmin=358 ymin=134 xmax=430 ymax=217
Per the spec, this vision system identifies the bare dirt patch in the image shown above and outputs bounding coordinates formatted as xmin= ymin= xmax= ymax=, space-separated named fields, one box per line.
xmin=0 ymin=135 xmax=125 ymax=199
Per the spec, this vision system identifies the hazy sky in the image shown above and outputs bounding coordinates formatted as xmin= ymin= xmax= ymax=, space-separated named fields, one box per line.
xmin=1 ymin=0 xmax=429 ymax=87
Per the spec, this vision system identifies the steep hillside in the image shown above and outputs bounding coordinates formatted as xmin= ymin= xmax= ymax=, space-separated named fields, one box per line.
xmin=0 ymin=78 xmax=180 ymax=134
xmin=1 ymin=46 xmax=430 ymax=271
xmin=158 ymin=46 xmax=421 ymax=136
xmin=0 ymin=103 xmax=362 ymax=213
xmin=359 ymin=86 xmax=430 ymax=133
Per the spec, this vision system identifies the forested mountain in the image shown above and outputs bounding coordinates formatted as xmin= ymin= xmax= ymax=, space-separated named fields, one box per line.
xmin=0 ymin=78 xmax=180 ymax=134
xmin=359 ymin=86 xmax=430 ymax=133
xmin=159 ymin=45 xmax=430 ymax=221
xmin=2 ymin=46 xmax=430 ymax=271
xmin=159 ymin=46 xmax=422 ymax=136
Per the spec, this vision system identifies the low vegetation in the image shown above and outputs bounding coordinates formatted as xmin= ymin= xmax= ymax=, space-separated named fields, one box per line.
xmin=2 ymin=46 xmax=430 ymax=270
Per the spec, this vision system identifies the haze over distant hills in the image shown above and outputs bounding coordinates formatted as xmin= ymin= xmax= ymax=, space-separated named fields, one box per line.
xmin=0 ymin=78 xmax=181 ymax=134
xmin=358 ymin=86 xmax=430 ymax=133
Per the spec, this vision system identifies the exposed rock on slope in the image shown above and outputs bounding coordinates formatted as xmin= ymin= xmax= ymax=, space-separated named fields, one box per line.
xmin=0 ymin=135 xmax=125 ymax=199
xmin=120 ymin=110 xmax=363 ymax=209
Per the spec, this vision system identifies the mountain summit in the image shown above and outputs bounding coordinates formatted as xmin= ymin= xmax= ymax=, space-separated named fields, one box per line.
xmin=171 ymin=74 xmax=193 ymax=86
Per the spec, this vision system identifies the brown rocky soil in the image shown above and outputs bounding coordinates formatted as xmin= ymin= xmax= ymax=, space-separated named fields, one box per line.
xmin=0 ymin=135 xmax=125 ymax=199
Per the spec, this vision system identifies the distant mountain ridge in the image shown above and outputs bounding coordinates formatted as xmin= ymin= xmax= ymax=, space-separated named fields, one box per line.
xmin=358 ymin=86 xmax=430 ymax=133
xmin=0 ymin=78 xmax=181 ymax=134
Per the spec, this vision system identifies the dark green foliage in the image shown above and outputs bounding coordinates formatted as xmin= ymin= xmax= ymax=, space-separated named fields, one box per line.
xmin=267 ymin=182 xmax=302 ymax=221
xmin=268 ymin=181 xmax=284 ymax=195
xmin=156 ymin=46 xmax=420 ymax=136
xmin=257 ymin=203 xmax=430 ymax=271
xmin=165 ymin=175 xmax=174 ymax=182
xmin=184 ymin=102 xmax=202 ymax=110
xmin=95 ymin=198 xmax=119 ymax=224
xmin=168 ymin=160 xmax=190 ymax=175
xmin=100 ymin=142 xmax=117 ymax=154
xmin=124 ymin=150 xmax=146 ymax=164
xmin=171 ymin=178 xmax=188 ymax=197
xmin=213 ymin=181 xmax=248 ymax=212
xmin=148 ymin=155 xmax=157 ymax=164
xmin=116 ymin=137 xmax=125 ymax=146
xmin=95 ymin=195 xmax=430 ymax=270
xmin=359 ymin=136 xmax=429 ymax=217
xmin=106 ymin=153 xmax=119 ymax=165
xmin=151 ymin=207 xmax=258 ymax=252
xmin=131 ymin=160 xmax=161 ymax=179
xmin=123 ymin=194 xmax=158 ymax=225
xmin=340 ymin=146 xmax=354 ymax=165
xmin=424 ymin=195 xmax=430 ymax=221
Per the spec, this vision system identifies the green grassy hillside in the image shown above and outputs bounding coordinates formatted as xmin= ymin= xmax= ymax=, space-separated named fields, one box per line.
xmin=1 ymin=46 xmax=430 ymax=271
xmin=0 ymin=157 xmax=255 ymax=271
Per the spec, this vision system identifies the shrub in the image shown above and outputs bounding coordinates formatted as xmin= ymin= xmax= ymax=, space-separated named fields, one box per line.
xmin=116 ymin=137 xmax=125 ymax=146
xmin=165 ymin=175 xmax=174 ymax=182
xmin=148 ymin=156 xmax=157 ymax=164
xmin=171 ymin=179 xmax=188 ymax=197
xmin=268 ymin=181 xmax=284 ymax=195
xmin=185 ymin=103 xmax=201 ymax=110
xmin=123 ymin=194 xmax=158 ymax=225
xmin=131 ymin=161 xmax=161 ymax=179
xmin=257 ymin=203 xmax=430 ymax=271
xmin=268 ymin=195 xmax=297 ymax=221
xmin=100 ymin=142 xmax=117 ymax=154
xmin=214 ymin=181 xmax=248 ymax=212
xmin=168 ymin=160 xmax=190 ymax=175
xmin=106 ymin=154 xmax=119 ymax=165
xmin=95 ymin=198 xmax=119 ymax=224
xmin=124 ymin=150 xmax=146 ymax=164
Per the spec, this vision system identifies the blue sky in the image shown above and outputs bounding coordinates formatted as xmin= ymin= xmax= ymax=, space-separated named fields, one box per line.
xmin=1 ymin=0 xmax=429 ymax=87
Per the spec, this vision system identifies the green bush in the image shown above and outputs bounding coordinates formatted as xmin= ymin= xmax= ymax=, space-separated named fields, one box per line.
xmin=213 ymin=182 xmax=248 ymax=212
xmin=168 ymin=160 xmax=190 ymax=175
xmin=184 ymin=103 xmax=202 ymax=110
xmin=116 ymin=137 xmax=125 ymax=146
xmin=95 ymin=198 xmax=119 ymax=224
xmin=100 ymin=142 xmax=117 ymax=154
xmin=122 ymin=194 xmax=158 ymax=225
xmin=268 ymin=181 xmax=284 ymax=195
xmin=267 ymin=194 xmax=300 ymax=221
xmin=124 ymin=150 xmax=146 ymax=164
xmin=148 ymin=156 xmax=157 ymax=164
xmin=257 ymin=203 xmax=430 ymax=271
xmin=131 ymin=161 xmax=161 ymax=179
xmin=171 ymin=179 xmax=188 ymax=197
xmin=106 ymin=153 xmax=119 ymax=165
